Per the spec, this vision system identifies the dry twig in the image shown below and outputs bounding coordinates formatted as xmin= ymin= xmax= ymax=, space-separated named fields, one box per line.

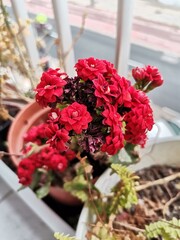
xmin=113 ymin=221 xmax=145 ymax=233
xmin=163 ymin=192 xmax=180 ymax=216
xmin=135 ymin=172 xmax=180 ymax=192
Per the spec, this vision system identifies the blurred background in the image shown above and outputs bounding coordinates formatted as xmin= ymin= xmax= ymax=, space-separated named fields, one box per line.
xmin=2 ymin=0 xmax=180 ymax=113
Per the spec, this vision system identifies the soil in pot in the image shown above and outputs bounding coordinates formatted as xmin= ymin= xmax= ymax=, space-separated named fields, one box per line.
xmin=113 ymin=164 xmax=180 ymax=238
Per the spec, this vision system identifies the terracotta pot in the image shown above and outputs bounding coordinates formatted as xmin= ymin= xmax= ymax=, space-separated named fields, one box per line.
xmin=7 ymin=101 xmax=50 ymax=166
xmin=50 ymin=186 xmax=82 ymax=206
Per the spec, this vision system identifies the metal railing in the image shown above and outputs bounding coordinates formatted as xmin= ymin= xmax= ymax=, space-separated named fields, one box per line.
xmin=10 ymin=0 xmax=134 ymax=77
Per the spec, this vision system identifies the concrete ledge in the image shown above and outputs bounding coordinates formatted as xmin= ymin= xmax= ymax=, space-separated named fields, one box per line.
xmin=0 ymin=161 xmax=75 ymax=239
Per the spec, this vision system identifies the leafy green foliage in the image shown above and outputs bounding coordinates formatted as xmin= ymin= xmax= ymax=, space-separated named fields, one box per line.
xmin=31 ymin=169 xmax=52 ymax=198
xmin=64 ymin=174 xmax=88 ymax=202
xmin=54 ymin=232 xmax=78 ymax=240
xmin=145 ymin=218 xmax=180 ymax=240
xmin=110 ymin=143 xmax=140 ymax=165
xmin=35 ymin=181 xmax=51 ymax=198
xmin=124 ymin=143 xmax=140 ymax=164
xmin=108 ymin=164 xmax=138 ymax=215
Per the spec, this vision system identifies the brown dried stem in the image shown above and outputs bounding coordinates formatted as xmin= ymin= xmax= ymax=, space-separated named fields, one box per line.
xmin=0 ymin=0 xmax=35 ymax=88
xmin=163 ymin=192 xmax=180 ymax=216
xmin=135 ymin=172 xmax=180 ymax=192
xmin=113 ymin=221 xmax=145 ymax=233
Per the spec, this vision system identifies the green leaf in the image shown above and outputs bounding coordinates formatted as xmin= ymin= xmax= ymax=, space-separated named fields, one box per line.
xmin=110 ymin=144 xmax=140 ymax=166
xmin=64 ymin=174 xmax=88 ymax=202
xmin=17 ymin=185 xmax=26 ymax=192
xmin=35 ymin=181 xmax=51 ymax=198
xmin=124 ymin=143 xmax=140 ymax=164
xmin=145 ymin=218 xmax=180 ymax=240
xmin=108 ymin=164 xmax=138 ymax=214
xmin=54 ymin=232 xmax=78 ymax=240
xmin=29 ymin=170 xmax=42 ymax=190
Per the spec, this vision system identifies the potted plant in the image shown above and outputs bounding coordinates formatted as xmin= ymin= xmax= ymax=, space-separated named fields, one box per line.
xmin=7 ymin=57 xmax=166 ymax=206
xmin=6 ymin=57 xmax=180 ymax=238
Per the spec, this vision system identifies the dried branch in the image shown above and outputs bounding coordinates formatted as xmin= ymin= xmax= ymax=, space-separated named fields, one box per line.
xmin=0 ymin=151 xmax=23 ymax=158
xmin=113 ymin=221 xmax=145 ymax=233
xmin=135 ymin=172 xmax=180 ymax=192
xmin=163 ymin=192 xmax=180 ymax=216
xmin=0 ymin=0 xmax=35 ymax=88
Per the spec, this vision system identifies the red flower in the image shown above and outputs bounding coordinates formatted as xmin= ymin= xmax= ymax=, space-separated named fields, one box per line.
xmin=93 ymin=74 xmax=131 ymax=108
xmin=36 ymin=146 xmax=55 ymax=168
xmin=48 ymin=108 xmax=61 ymax=123
xmin=64 ymin=149 xmax=76 ymax=161
xmin=46 ymin=124 xmax=70 ymax=151
xmin=75 ymin=57 xmax=106 ymax=81
xmin=93 ymin=74 xmax=118 ymax=107
xmin=45 ymin=122 xmax=59 ymax=139
xmin=35 ymin=68 xmax=67 ymax=107
xmin=132 ymin=66 xmax=146 ymax=83
xmin=103 ymin=60 xmax=117 ymax=77
xmin=60 ymin=102 xmax=92 ymax=134
xmin=132 ymin=65 xmax=163 ymax=91
xmin=124 ymin=105 xmax=154 ymax=147
xmin=17 ymin=158 xmax=36 ymax=186
xmin=23 ymin=123 xmax=48 ymax=145
xmin=102 ymin=104 xmax=122 ymax=127
xmin=101 ymin=127 xmax=124 ymax=155
xmin=55 ymin=128 xmax=70 ymax=150
xmin=49 ymin=154 xmax=68 ymax=171
xmin=116 ymin=76 xmax=132 ymax=107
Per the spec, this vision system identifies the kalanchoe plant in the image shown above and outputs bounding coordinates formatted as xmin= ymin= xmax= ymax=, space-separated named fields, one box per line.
xmin=17 ymin=57 xmax=164 ymax=198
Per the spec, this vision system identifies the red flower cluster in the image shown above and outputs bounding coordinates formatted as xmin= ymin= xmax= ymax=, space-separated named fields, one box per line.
xmin=132 ymin=65 xmax=163 ymax=92
xmin=18 ymin=58 xmax=163 ymax=188
xmin=33 ymin=58 xmax=163 ymax=156
xmin=17 ymin=124 xmax=76 ymax=186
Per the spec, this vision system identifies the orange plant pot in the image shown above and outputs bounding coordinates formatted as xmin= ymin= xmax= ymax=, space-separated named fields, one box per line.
xmin=7 ymin=101 xmax=50 ymax=166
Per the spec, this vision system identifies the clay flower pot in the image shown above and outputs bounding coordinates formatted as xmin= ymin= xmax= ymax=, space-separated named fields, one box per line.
xmin=7 ymin=101 xmax=49 ymax=166
xmin=49 ymin=186 xmax=82 ymax=206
